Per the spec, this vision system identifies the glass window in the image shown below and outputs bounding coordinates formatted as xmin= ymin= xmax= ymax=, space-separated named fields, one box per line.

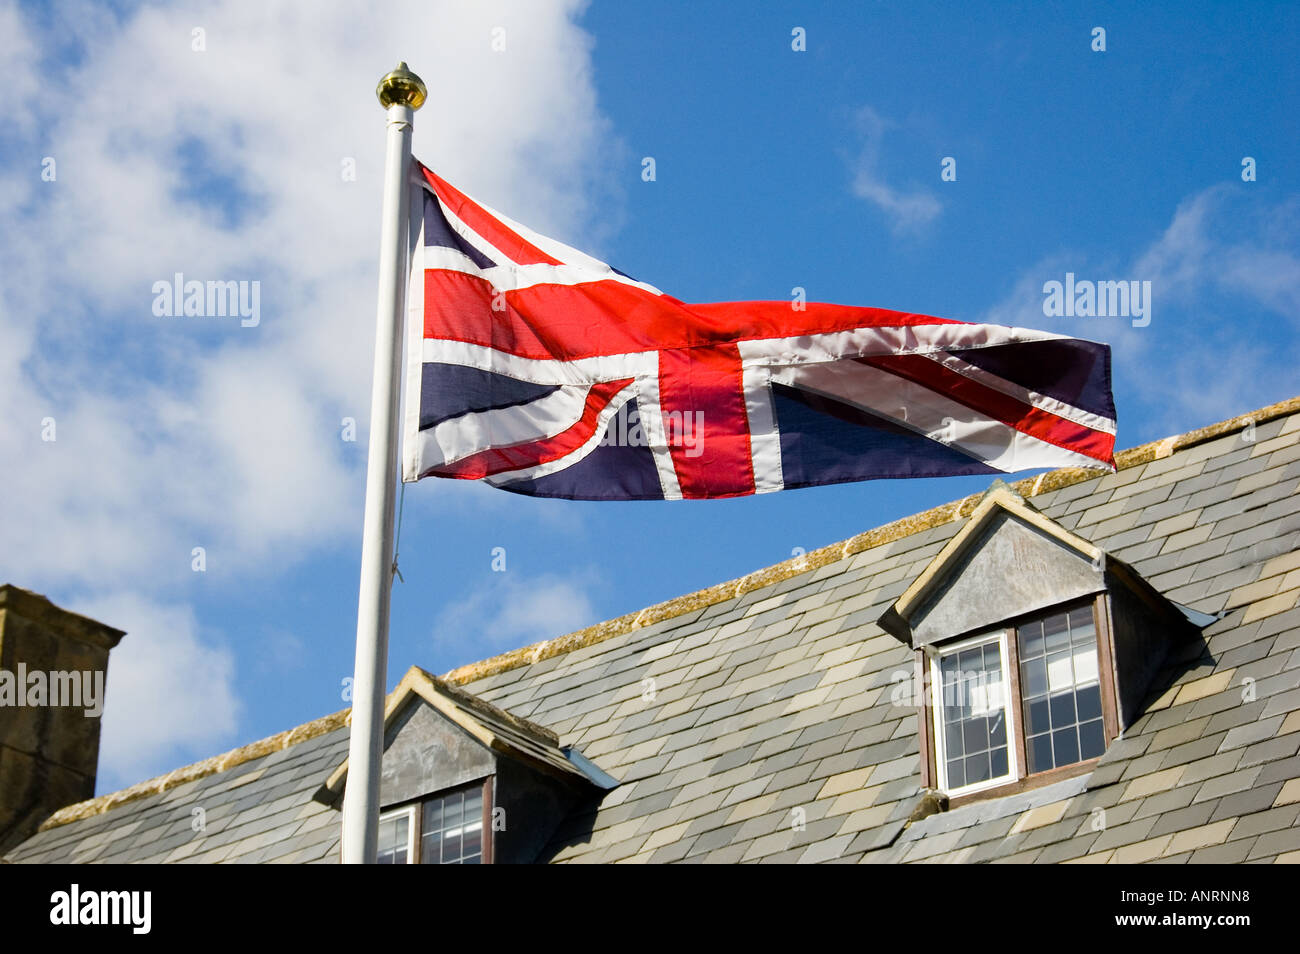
xmin=376 ymin=808 xmax=411 ymax=864
xmin=935 ymin=634 xmax=1013 ymax=793
xmin=1018 ymin=606 xmax=1105 ymax=773
xmin=375 ymin=780 xmax=489 ymax=864
xmin=420 ymin=783 xmax=485 ymax=864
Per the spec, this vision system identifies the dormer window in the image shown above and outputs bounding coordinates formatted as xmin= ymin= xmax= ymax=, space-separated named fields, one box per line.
xmin=377 ymin=779 xmax=491 ymax=864
xmin=930 ymin=600 xmax=1114 ymax=798
xmin=881 ymin=484 xmax=1202 ymax=806
xmin=320 ymin=667 xmax=618 ymax=863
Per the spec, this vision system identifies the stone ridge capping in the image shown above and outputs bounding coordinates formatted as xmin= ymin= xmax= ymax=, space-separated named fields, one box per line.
xmin=440 ymin=394 xmax=1300 ymax=687
xmin=17 ymin=394 xmax=1297 ymax=836
xmin=34 ymin=710 xmax=350 ymax=831
xmin=428 ymin=667 xmax=560 ymax=745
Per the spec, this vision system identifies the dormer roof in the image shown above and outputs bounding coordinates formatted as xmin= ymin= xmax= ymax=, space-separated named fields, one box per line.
xmin=318 ymin=666 xmax=616 ymax=805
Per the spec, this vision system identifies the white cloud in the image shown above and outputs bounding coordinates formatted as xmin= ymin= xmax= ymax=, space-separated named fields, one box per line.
xmin=72 ymin=591 xmax=240 ymax=791
xmin=0 ymin=0 xmax=618 ymax=587
xmin=0 ymin=0 xmax=618 ymax=779
xmin=433 ymin=571 xmax=599 ymax=663
xmin=1134 ymin=186 xmax=1300 ymax=317
xmin=846 ymin=106 xmax=941 ymax=232
xmin=982 ymin=185 xmax=1300 ymax=432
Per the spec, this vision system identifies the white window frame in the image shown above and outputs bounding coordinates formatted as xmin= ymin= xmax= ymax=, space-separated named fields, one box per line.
xmin=377 ymin=804 xmax=417 ymax=865
xmin=929 ymin=628 xmax=1019 ymax=798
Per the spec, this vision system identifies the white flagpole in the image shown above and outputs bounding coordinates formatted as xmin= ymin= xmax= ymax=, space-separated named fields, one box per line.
xmin=342 ymin=62 xmax=426 ymax=864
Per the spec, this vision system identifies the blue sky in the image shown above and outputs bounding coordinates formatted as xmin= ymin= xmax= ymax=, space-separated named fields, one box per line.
xmin=1 ymin=0 xmax=1296 ymax=791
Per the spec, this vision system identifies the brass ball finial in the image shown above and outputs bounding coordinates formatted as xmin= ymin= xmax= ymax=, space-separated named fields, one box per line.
xmin=377 ymin=61 xmax=427 ymax=110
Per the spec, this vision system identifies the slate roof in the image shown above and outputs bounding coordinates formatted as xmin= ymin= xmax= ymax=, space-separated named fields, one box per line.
xmin=6 ymin=396 xmax=1300 ymax=864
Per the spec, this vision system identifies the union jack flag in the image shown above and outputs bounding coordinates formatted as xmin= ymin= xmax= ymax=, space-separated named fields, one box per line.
xmin=402 ymin=161 xmax=1116 ymax=500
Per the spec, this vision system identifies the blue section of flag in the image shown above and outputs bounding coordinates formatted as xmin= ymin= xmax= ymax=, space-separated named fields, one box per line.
xmin=423 ymin=196 xmax=497 ymax=269
xmin=772 ymin=384 xmax=1000 ymax=488
xmin=951 ymin=339 xmax=1114 ymax=421
xmin=419 ymin=364 xmax=558 ymax=431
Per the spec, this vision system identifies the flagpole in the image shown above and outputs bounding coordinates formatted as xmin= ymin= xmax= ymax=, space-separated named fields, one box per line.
xmin=341 ymin=62 xmax=426 ymax=864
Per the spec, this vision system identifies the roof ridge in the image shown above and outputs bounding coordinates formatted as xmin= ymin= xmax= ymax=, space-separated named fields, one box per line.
xmin=31 ymin=708 xmax=351 ymax=832
xmin=20 ymin=393 xmax=1297 ymax=836
xmin=440 ymin=394 xmax=1300 ymax=687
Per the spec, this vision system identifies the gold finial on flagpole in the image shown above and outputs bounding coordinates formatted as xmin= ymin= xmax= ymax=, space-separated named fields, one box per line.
xmin=376 ymin=61 xmax=427 ymax=110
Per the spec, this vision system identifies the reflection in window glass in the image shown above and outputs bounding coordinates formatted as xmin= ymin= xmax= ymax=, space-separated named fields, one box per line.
xmin=938 ymin=637 xmax=1011 ymax=790
xmin=420 ymin=784 xmax=484 ymax=864
xmin=1018 ymin=607 xmax=1105 ymax=773
xmin=376 ymin=810 xmax=410 ymax=865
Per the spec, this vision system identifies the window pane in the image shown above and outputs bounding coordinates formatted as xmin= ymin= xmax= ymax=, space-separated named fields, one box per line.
xmin=963 ymin=715 xmax=990 ymax=754
xmin=444 ymin=791 xmax=463 ymax=830
xmin=947 ymin=758 xmax=966 ymax=789
xmin=990 ymin=747 xmax=1008 ymax=779
xmin=1020 ymin=620 xmax=1044 ymax=659
xmin=1052 ymin=727 xmax=1080 ymax=766
xmin=1076 ymin=684 xmax=1102 ymax=723
xmin=1079 ymin=719 xmax=1106 ymax=761
xmin=937 ymin=636 xmax=1012 ymax=791
xmin=462 ymin=816 xmax=483 ymax=860
xmin=421 ymin=831 xmax=441 ymax=865
xmin=443 ymin=819 xmax=462 ymax=860
xmin=1069 ymin=607 xmax=1096 ymax=641
xmin=1043 ymin=614 xmax=1070 ymax=653
xmin=1021 ymin=657 xmax=1047 ymax=698
xmin=1073 ymin=645 xmax=1099 ymax=685
xmin=1046 ymin=651 xmax=1073 ymax=692
xmin=377 ymin=812 xmax=410 ymax=865
xmin=1026 ymin=698 xmax=1051 ymax=735
xmin=1027 ymin=733 xmax=1053 ymax=774
xmin=1049 ymin=691 xmax=1077 ymax=729
xmin=1017 ymin=607 xmax=1109 ymax=774
xmin=989 ymin=711 xmax=1007 ymax=748
xmin=944 ymin=719 xmax=964 ymax=756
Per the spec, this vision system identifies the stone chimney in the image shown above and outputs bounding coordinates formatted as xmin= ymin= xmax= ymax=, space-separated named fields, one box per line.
xmin=0 ymin=585 xmax=124 ymax=854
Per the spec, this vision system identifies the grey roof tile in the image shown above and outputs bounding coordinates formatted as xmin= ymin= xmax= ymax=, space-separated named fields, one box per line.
xmin=1221 ymin=803 xmax=1299 ymax=841
xmin=1188 ymin=839 xmax=1256 ymax=864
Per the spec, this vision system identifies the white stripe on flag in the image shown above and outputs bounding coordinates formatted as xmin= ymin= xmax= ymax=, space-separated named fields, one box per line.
xmin=916 ymin=350 xmax=1115 ymax=436
xmin=738 ymin=323 xmax=1078 ymax=368
xmin=770 ymin=359 xmax=1103 ymax=473
xmin=743 ymin=365 xmax=785 ymax=494
xmin=419 ymin=383 xmax=597 ymax=468
xmin=485 ymin=380 xmax=638 ymax=487
xmin=420 ymin=338 xmax=656 ymax=387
